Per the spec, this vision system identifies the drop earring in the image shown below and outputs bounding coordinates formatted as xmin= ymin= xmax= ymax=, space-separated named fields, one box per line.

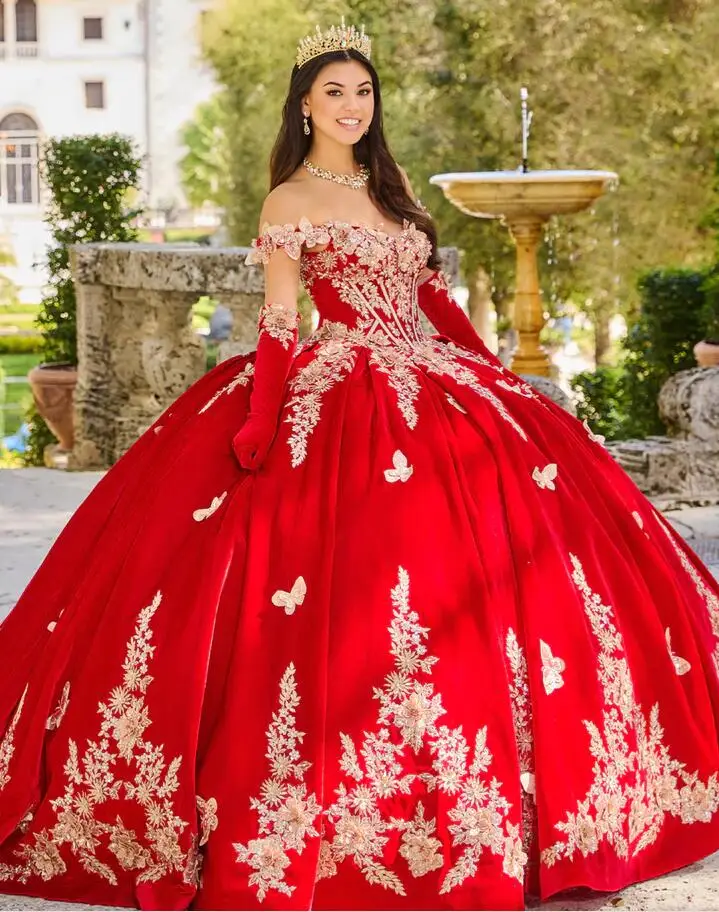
xmin=303 ymin=114 xmax=311 ymax=136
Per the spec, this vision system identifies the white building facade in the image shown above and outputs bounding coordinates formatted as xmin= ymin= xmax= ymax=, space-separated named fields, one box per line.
xmin=0 ymin=0 xmax=216 ymax=301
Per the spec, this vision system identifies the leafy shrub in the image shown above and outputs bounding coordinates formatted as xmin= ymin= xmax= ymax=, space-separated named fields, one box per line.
xmin=571 ymin=267 xmax=707 ymax=440
xmin=25 ymin=134 xmax=143 ymax=464
xmin=571 ymin=365 xmax=627 ymax=441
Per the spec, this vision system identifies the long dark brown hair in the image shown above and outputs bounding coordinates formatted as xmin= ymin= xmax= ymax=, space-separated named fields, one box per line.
xmin=270 ymin=48 xmax=439 ymax=268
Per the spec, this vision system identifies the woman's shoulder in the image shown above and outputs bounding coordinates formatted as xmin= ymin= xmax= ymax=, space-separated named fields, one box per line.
xmin=259 ymin=178 xmax=318 ymax=231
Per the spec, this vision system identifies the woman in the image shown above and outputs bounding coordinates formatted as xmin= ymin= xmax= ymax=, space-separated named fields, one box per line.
xmin=1 ymin=21 xmax=719 ymax=912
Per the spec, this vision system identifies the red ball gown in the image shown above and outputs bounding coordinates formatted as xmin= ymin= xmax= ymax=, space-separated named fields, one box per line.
xmin=1 ymin=220 xmax=719 ymax=911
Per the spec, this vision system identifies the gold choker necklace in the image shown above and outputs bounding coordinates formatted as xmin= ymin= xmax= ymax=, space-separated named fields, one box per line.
xmin=303 ymin=158 xmax=369 ymax=190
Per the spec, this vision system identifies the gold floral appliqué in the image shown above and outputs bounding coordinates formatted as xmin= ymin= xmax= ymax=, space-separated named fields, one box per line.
xmin=541 ymin=554 xmax=719 ymax=868
xmin=661 ymin=523 xmax=719 ymax=678
xmin=0 ymin=685 xmax=28 ymax=791
xmin=0 ymin=592 xmax=195 ymax=888
xmin=199 ymin=363 xmax=254 ymax=415
xmin=196 ymin=796 xmax=218 ymax=847
xmin=258 ymin=302 xmax=300 ymax=350
xmin=233 ymin=663 xmax=321 ymax=902
xmin=320 ymin=567 xmax=524 ymax=895
xmin=46 ymin=682 xmax=71 ymax=731
xmin=505 ymin=630 xmax=536 ymax=864
xmin=192 ymin=492 xmax=227 ymax=523
xmin=539 ymin=640 xmax=565 ymax=694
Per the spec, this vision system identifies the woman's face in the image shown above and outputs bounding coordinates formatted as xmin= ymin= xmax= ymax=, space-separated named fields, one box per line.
xmin=303 ymin=59 xmax=375 ymax=146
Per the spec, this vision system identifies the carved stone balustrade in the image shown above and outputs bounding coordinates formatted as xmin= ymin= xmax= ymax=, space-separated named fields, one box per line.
xmin=68 ymin=243 xmax=263 ymax=469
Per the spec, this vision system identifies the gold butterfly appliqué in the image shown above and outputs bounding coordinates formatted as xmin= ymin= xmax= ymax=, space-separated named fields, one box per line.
xmin=271 ymin=576 xmax=307 ymax=616
xmin=384 ymin=450 xmax=413 ymax=484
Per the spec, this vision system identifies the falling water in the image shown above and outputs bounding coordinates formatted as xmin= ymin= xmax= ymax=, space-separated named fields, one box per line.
xmin=520 ymin=87 xmax=533 ymax=173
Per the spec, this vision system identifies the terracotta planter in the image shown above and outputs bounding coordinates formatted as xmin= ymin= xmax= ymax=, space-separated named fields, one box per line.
xmin=694 ymin=339 xmax=719 ymax=368
xmin=28 ymin=363 xmax=78 ymax=451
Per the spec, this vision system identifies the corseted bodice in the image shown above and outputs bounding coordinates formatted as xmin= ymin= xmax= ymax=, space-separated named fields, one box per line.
xmin=298 ymin=222 xmax=431 ymax=348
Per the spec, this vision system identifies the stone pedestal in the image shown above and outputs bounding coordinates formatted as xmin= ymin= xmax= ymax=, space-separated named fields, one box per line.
xmin=69 ymin=243 xmax=264 ymax=469
xmin=608 ymin=367 xmax=719 ymax=505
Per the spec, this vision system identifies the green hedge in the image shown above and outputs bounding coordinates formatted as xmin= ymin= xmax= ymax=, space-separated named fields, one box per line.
xmin=0 ymin=335 xmax=44 ymax=354
xmin=0 ymin=303 xmax=39 ymax=315
xmin=571 ymin=267 xmax=708 ymax=440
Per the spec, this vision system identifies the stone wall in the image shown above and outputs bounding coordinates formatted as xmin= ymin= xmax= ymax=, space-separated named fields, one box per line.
xmin=69 ymin=243 xmax=264 ymax=469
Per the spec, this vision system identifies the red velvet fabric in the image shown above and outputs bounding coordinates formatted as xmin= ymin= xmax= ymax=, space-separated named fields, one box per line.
xmin=1 ymin=221 xmax=719 ymax=911
xmin=418 ymin=269 xmax=499 ymax=362
xmin=232 ymin=303 xmax=299 ymax=470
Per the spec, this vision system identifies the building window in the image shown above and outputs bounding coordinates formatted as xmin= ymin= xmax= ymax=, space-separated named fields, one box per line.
xmin=85 ymin=81 xmax=105 ymax=109
xmin=15 ymin=0 xmax=37 ymax=43
xmin=0 ymin=113 xmax=40 ymax=206
xmin=83 ymin=17 xmax=103 ymax=40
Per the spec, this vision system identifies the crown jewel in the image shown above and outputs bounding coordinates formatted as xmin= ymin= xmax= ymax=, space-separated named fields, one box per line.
xmin=296 ymin=18 xmax=372 ymax=69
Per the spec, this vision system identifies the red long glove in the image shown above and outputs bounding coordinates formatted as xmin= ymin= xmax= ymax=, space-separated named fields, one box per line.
xmin=232 ymin=302 xmax=299 ymax=470
xmin=418 ymin=270 xmax=503 ymax=368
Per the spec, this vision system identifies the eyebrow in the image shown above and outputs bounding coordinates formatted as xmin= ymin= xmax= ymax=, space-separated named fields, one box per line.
xmin=323 ymin=80 xmax=372 ymax=88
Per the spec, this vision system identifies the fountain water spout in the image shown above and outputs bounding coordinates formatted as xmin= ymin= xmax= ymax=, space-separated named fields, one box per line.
xmin=520 ymin=87 xmax=533 ymax=174
xmin=430 ymin=95 xmax=617 ymax=376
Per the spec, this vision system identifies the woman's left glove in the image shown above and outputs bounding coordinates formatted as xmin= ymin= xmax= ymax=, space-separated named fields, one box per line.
xmin=419 ymin=270 xmax=503 ymax=368
xmin=232 ymin=302 xmax=299 ymax=471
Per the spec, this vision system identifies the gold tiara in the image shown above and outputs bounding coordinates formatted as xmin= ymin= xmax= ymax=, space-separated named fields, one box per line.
xmin=296 ymin=18 xmax=372 ymax=69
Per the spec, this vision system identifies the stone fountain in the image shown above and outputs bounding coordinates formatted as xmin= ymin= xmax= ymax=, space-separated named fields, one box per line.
xmin=430 ymin=88 xmax=617 ymax=377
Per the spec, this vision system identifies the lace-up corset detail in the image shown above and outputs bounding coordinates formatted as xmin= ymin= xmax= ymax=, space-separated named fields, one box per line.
xmin=246 ymin=218 xmax=432 ymax=348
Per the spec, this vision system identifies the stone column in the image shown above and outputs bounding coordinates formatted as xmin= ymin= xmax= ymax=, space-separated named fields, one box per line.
xmin=507 ymin=217 xmax=551 ymax=377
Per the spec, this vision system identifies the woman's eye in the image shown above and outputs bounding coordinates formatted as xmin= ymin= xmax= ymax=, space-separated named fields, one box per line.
xmin=359 ymin=88 xmax=371 ymax=95
xmin=327 ymin=90 xmax=341 ymax=96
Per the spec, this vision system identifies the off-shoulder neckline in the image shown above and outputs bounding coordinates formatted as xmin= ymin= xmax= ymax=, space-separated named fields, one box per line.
xmin=314 ymin=219 xmax=411 ymax=239
xmin=259 ymin=218 xmax=417 ymax=241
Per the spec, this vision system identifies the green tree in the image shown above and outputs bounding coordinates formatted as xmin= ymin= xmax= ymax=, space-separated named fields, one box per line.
xmin=179 ymin=95 xmax=231 ymax=209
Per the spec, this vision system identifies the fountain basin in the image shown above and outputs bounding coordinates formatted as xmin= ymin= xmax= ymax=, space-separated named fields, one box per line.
xmin=430 ymin=169 xmax=618 ymax=220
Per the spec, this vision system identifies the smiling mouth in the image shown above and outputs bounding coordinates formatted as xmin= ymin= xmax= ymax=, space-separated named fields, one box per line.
xmin=337 ymin=118 xmax=361 ymax=128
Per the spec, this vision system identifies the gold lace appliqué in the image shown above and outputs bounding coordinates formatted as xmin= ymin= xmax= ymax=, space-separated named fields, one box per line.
xmin=286 ymin=333 xmax=358 ymax=467
xmin=320 ymin=567 xmax=524 ymax=895
xmin=0 ymin=592 xmax=196 ymax=888
xmin=233 ymin=663 xmax=322 ymax=902
xmin=258 ymin=302 xmax=299 ymax=350
xmin=271 ymin=576 xmax=307 ymax=617
xmin=532 ymin=464 xmax=558 ymax=491
xmin=662 ymin=523 xmax=719 ymax=677
xmin=196 ymin=796 xmax=218 ymax=847
xmin=198 ymin=363 xmax=254 ymax=415
xmin=46 ymin=682 xmax=71 ymax=731
xmin=384 ymin=450 xmax=413 ymax=484
xmin=246 ymin=218 xmax=331 ymax=265
xmin=541 ymin=554 xmax=719 ymax=868
xmin=505 ymin=630 xmax=536 ymax=863
xmin=0 ymin=685 xmax=28 ymax=791
xmin=539 ymin=641 xmax=565 ymax=694
xmin=192 ymin=492 xmax=227 ymax=523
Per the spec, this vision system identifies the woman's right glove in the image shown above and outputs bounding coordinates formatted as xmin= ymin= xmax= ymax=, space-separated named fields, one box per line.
xmin=232 ymin=301 xmax=299 ymax=471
